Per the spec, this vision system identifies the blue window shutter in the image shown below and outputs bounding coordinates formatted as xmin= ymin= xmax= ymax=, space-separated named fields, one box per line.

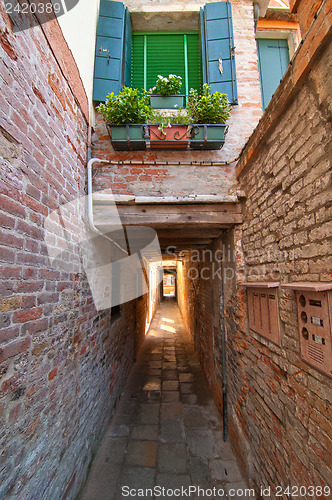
xmin=201 ymin=1 xmax=237 ymax=104
xmin=93 ymin=0 xmax=132 ymax=102
xmin=257 ymin=39 xmax=289 ymax=110
xmin=122 ymin=8 xmax=132 ymax=88
xmin=200 ymin=7 xmax=208 ymax=86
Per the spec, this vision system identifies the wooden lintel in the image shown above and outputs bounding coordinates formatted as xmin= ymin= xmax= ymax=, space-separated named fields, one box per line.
xmin=94 ymin=203 xmax=242 ymax=227
xmin=159 ymin=239 xmax=212 ymax=247
xmin=161 ymin=244 xmax=209 ymax=251
xmin=156 ymin=228 xmax=224 ymax=239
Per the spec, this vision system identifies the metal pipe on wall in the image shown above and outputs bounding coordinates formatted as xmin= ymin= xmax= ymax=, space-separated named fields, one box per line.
xmin=219 ymin=256 xmax=228 ymax=441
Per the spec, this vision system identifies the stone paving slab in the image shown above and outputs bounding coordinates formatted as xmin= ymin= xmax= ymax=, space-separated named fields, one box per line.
xmin=80 ymin=299 xmax=255 ymax=500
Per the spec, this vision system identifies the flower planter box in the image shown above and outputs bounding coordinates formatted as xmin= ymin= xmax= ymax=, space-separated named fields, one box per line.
xmin=189 ymin=124 xmax=228 ymax=150
xmin=149 ymin=125 xmax=189 ymax=150
xmin=108 ymin=124 xmax=146 ymax=151
xmin=149 ymin=95 xmax=185 ymax=110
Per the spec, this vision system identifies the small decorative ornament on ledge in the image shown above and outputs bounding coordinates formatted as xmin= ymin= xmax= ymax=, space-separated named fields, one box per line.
xmin=218 ymin=55 xmax=223 ymax=74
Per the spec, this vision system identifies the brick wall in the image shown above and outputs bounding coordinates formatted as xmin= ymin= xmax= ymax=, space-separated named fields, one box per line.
xmin=177 ymin=239 xmax=226 ymax=407
xmin=290 ymin=0 xmax=324 ymax=36
xmin=135 ymin=263 xmax=161 ymax=356
xmin=176 ymin=4 xmax=331 ymax=496
xmin=91 ymin=0 xmax=262 ymax=197
xmin=0 ymin=9 xmax=140 ymax=499
xmin=226 ymin=23 xmax=332 ymax=498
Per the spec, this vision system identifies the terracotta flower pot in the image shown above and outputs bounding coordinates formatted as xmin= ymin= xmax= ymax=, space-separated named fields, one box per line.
xmin=149 ymin=125 xmax=189 ymax=150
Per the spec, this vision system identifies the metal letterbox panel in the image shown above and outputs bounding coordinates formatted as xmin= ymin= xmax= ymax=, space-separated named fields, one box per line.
xmin=253 ymin=289 xmax=262 ymax=334
xmin=247 ymin=288 xmax=255 ymax=331
xmin=296 ymin=290 xmax=332 ymax=377
xmin=260 ymin=292 xmax=270 ymax=336
xmin=247 ymin=287 xmax=281 ymax=346
xmin=268 ymin=291 xmax=281 ymax=346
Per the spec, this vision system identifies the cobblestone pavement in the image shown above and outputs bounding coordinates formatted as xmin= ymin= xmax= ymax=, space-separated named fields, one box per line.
xmin=80 ymin=299 xmax=254 ymax=500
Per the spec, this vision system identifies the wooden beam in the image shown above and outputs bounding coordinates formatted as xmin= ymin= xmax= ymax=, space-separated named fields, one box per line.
xmin=94 ymin=203 xmax=242 ymax=227
xmin=161 ymin=244 xmax=209 ymax=251
xmin=159 ymin=239 xmax=213 ymax=246
xmin=156 ymin=228 xmax=224 ymax=239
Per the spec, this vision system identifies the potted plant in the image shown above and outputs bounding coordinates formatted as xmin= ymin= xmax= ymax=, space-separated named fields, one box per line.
xmin=149 ymin=74 xmax=185 ymax=110
xmin=186 ymin=84 xmax=231 ymax=150
xmin=147 ymin=111 xmax=192 ymax=150
xmin=97 ymin=87 xmax=152 ymax=150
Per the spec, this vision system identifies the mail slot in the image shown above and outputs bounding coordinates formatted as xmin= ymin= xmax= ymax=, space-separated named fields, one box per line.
xmin=282 ymin=283 xmax=332 ymax=378
xmin=246 ymin=283 xmax=281 ymax=346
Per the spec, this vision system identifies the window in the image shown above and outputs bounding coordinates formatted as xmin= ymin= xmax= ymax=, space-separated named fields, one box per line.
xmin=93 ymin=0 xmax=237 ymax=105
xmin=256 ymin=38 xmax=290 ymax=110
xmin=132 ymin=32 xmax=201 ymax=95
xmin=255 ymin=19 xmax=300 ymax=111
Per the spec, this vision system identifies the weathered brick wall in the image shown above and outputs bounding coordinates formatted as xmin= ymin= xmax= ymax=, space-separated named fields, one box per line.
xmin=135 ymin=263 xmax=161 ymax=355
xmin=0 ymin=9 xmax=139 ymax=499
xmin=290 ymin=0 xmax=324 ymax=36
xmin=177 ymin=8 xmax=332 ymax=496
xmin=177 ymin=239 xmax=225 ymax=406
xmin=226 ymin=35 xmax=332 ymax=496
xmin=91 ymin=0 xmax=262 ymax=197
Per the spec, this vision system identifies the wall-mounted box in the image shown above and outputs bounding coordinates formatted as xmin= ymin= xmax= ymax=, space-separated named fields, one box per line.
xmin=241 ymin=282 xmax=281 ymax=346
xmin=282 ymin=283 xmax=332 ymax=378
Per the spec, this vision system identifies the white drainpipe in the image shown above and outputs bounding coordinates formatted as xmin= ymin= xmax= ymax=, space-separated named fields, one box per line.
xmin=87 ymin=158 xmax=127 ymax=254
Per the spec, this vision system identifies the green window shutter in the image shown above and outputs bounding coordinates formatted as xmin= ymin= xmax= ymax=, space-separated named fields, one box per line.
xmin=187 ymin=34 xmax=202 ymax=94
xmin=132 ymin=33 xmax=201 ymax=94
xmin=257 ymin=39 xmax=289 ymax=111
xmin=93 ymin=0 xmax=132 ymax=102
xmin=146 ymin=35 xmax=185 ymax=91
xmin=201 ymin=1 xmax=237 ymax=104
xmin=131 ymin=35 xmax=145 ymax=90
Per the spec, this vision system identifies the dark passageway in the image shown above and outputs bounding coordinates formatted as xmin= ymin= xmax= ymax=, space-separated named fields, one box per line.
xmin=80 ymin=299 xmax=251 ymax=500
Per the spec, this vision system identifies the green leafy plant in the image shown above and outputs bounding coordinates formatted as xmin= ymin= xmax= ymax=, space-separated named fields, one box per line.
xmin=97 ymin=87 xmax=152 ymax=124
xmin=149 ymin=111 xmax=192 ymax=135
xmin=186 ymin=84 xmax=231 ymax=124
xmin=149 ymin=74 xmax=182 ymax=95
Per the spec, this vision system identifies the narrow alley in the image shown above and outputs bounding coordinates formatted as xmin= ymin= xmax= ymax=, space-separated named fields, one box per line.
xmin=1 ymin=0 xmax=331 ymax=498
xmin=80 ymin=299 xmax=251 ymax=500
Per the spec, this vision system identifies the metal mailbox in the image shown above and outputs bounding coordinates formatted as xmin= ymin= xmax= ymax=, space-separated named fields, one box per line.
xmin=283 ymin=283 xmax=332 ymax=378
xmin=246 ymin=283 xmax=281 ymax=346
